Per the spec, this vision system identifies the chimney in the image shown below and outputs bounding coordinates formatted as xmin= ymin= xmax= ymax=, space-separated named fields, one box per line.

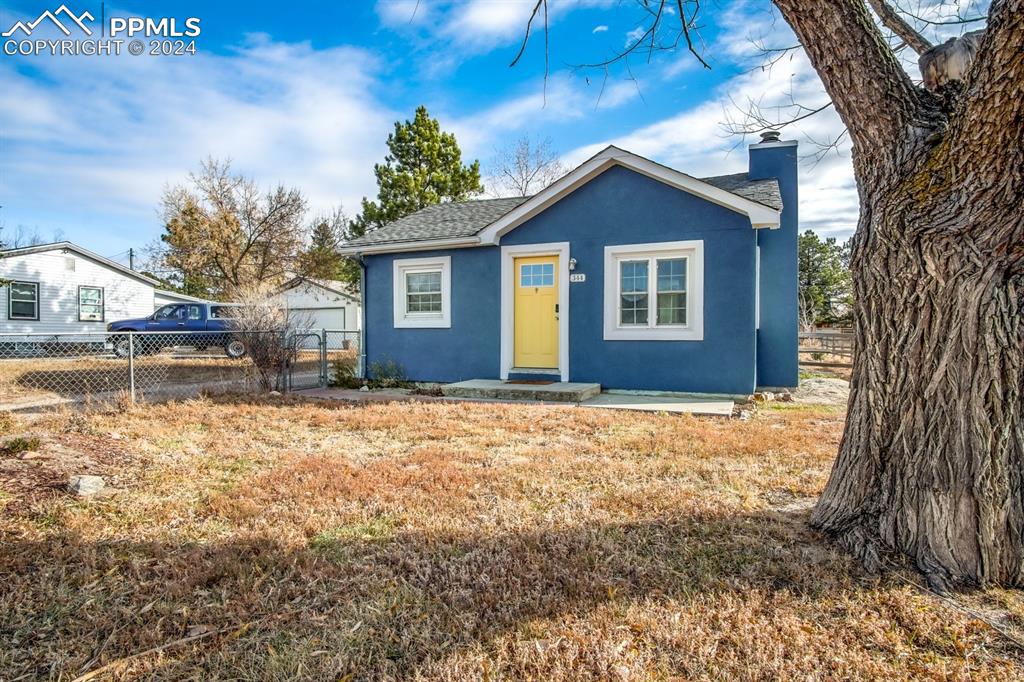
xmin=749 ymin=133 xmax=799 ymax=391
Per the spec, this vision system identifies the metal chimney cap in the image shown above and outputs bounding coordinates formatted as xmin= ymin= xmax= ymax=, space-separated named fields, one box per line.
xmin=759 ymin=130 xmax=782 ymax=143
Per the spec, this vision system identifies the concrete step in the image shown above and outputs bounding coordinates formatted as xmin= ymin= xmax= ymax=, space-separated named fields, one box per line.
xmin=441 ymin=379 xmax=601 ymax=403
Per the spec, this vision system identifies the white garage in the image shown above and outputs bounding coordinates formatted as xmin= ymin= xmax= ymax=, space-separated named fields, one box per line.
xmin=273 ymin=277 xmax=359 ymax=331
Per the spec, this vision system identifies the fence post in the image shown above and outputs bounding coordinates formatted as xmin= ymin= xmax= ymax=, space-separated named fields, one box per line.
xmin=127 ymin=332 xmax=136 ymax=404
xmin=283 ymin=330 xmax=291 ymax=393
xmin=320 ymin=329 xmax=328 ymax=388
xmin=357 ymin=327 xmax=366 ymax=379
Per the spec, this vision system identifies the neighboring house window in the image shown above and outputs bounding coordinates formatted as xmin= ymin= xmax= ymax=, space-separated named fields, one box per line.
xmin=78 ymin=286 xmax=104 ymax=322
xmin=603 ymin=241 xmax=704 ymax=341
xmin=393 ymin=256 xmax=451 ymax=328
xmin=8 ymin=281 xmax=39 ymax=320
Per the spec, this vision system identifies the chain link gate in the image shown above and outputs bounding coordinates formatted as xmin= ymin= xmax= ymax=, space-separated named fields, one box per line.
xmin=288 ymin=330 xmax=327 ymax=391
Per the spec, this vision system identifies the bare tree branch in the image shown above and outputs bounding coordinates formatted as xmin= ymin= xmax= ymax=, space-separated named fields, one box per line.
xmin=866 ymin=0 xmax=934 ymax=55
xmin=676 ymin=0 xmax=711 ymax=69
xmin=772 ymin=0 xmax=927 ymax=163
xmin=509 ymin=0 xmax=544 ymax=68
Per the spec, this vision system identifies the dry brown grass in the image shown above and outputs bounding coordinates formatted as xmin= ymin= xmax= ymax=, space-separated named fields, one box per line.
xmin=1 ymin=397 xmax=1022 ymax=680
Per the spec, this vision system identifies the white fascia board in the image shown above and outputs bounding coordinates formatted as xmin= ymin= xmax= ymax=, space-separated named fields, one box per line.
xmin=338 ymin=236 xmax=480 ymax=256
xmin=477 ymin=146 xmax=782 ymax=243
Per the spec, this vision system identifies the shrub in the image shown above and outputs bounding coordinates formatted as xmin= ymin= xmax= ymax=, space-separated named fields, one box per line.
xmin=226 ymin=284 xmax=312 ymax=392
xmin=1 ymin=436 xmax=41 ymax=457
xmin=330 ymin=357 xmax=363 ymax=389
xmin=367 ymin=359 xmax=410 ymax=389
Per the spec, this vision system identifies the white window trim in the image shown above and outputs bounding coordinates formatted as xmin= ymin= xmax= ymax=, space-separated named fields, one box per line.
xmin=8 ymin=281 xmax=39 ymax=321
xmin=393 ymin=255 xmax=451 ymax=328
xmin=500 ymin=242 xmax=570 ymax=382
xmin=603 ymin=240 xmax=704 ymax=341
xmin=78 ymin=285 xmax=105 ymax=322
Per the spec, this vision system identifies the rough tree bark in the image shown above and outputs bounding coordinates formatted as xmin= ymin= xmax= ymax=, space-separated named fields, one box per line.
xmin=770 ymin=0 xmax=1024 ymax=588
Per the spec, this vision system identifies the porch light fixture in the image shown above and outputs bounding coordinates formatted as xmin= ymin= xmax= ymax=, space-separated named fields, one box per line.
xmin=568 ymin=257 xmax=577 ymax=271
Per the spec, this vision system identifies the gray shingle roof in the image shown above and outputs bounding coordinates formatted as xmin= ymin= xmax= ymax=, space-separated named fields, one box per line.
xmin=343 ymin=173 xmax=781 ymax=249
xmin=345 ymin=197 xmax=531 ymax=247
xmin=700 ymin=173 xmax=783 ymax=211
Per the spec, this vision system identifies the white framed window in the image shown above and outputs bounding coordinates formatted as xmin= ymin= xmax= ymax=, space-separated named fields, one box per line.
xmin=393 ymin=255 xmax=451 ymax=328
xmin=8 ymin=281 xmax=39 ymax=321
xmin=603 ymin=240 xmax=704 ymax=341
xmin=78 ymin=286 xmax=104 ymax=322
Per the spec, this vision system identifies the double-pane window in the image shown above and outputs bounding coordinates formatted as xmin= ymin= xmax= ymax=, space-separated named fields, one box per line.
xmin=9 ymin=282 xmax=38 ymax=320
xmin=618 ymin=257 xmax=687 ymax=327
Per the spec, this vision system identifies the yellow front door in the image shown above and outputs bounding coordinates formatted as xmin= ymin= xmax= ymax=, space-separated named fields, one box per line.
xmin=514 ymin=255 xmax=559 ymax=369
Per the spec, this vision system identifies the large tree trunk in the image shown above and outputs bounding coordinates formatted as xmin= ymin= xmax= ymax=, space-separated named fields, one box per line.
xmin=770 ymin=0 xmax=1024 ymax=587
xmin=810 ymin=145 xmax=1024 ymax=588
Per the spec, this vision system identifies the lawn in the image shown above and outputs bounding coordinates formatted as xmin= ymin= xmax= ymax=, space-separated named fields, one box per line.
xmin=1 ymin=396 xmax=1022 ymax=680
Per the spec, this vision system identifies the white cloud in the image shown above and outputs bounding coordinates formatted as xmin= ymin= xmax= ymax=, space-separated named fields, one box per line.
xmin=624 ymin=26 xmax=645 ymax=49
xmin=563 ymin=27 xmax=858 ymax=240
xmin=378 ymin=0 xmax=617 ymax=57
xmin=592 ymin=24 xmax=608 ymax=33
xmin=0 ymin=36 xmax=399 ymax=246
xmin=445 ymin=0 xmax=535 ymax=42
xmin=375 ymin=0 xmax=430 ymax=27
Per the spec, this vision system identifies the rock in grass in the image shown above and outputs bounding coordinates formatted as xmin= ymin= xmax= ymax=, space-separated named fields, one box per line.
xmin=68 ymin=475 xmax=105 ymax=496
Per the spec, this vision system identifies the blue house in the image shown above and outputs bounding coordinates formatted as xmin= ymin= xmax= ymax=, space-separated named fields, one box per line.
xmin=340 ymin=135 xmax=798 ymax=396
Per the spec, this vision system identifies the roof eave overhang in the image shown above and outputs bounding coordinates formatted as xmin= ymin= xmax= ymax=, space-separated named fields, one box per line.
xmin=338 ymin=236 xmax=481 ymax=256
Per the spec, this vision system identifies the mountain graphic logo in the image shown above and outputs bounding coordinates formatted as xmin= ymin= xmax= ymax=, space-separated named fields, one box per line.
xmin=3 ymin=4 xmax=95 ymax=37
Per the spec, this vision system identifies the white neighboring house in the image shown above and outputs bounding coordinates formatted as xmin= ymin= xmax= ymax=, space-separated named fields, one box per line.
xmin=0 ymin=242 xmax=160 ymax=335
xmin=273 ymin=277 xmax=360 ymax=331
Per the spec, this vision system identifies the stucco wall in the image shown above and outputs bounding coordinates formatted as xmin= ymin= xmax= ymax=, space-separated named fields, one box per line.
xmin=750 ymin=142 xmax=799 ymax=389
xmin=502 ymin=165 xmax=758 ymax=394
xmin=364 ymin=166 xmax=769 ymax=394
xmin=365 ymin=246 xmax=501 ymax=382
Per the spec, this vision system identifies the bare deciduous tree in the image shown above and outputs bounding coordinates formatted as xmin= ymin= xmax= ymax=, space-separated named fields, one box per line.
xmin=157 ymin=158 xmax=308 ymax=299
xmin=515 ymin=0 xmax=1024 ymax=589
xmin=487 ymin=136 xmax=567 ymax=197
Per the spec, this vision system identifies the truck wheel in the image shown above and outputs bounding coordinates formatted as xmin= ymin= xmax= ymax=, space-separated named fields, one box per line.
xmin=113 ymin=337 xmax=136 ymax=358
xmin=225 ymin=340 xmax=247 ymax=359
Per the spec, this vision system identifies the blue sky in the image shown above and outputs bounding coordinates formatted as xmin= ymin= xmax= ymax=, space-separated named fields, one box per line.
xmin=1 ymin=0 xmax=874 ymax=267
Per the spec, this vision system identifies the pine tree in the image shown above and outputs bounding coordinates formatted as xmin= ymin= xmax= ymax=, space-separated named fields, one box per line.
xmin=299 ymin=210 xmax=346 ymax=281
xmin=352 ymin=106 xmax=483 ymax=233
xmin=797 ymin=231 xmax=853 ymax=329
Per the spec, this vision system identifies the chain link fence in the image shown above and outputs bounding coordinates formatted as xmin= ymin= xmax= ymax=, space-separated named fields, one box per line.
xmin=0 ymin=329 xmax=361 ymax=411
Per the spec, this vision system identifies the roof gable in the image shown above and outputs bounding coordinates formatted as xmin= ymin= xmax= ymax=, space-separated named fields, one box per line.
xmin=340 ymin=146 xmax=783 ymax=255
xmin=476 ymin=146 xmax=781 ymax=245
xmin=0 ymin=241 xmax=160 ymax=287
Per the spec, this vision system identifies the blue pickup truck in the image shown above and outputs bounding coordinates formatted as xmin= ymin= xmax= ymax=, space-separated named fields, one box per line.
xmin=106 ymin=303 xmax=247 ymax=358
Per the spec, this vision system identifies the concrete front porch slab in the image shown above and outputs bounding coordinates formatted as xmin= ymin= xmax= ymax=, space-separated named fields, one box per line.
xmin=295 ymin=386 xmax=734 ymax=416
xmin=441 ymin=379 xmax=601 ymax=402
xmin=579 ymin=392 xmax=734 ymax=416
